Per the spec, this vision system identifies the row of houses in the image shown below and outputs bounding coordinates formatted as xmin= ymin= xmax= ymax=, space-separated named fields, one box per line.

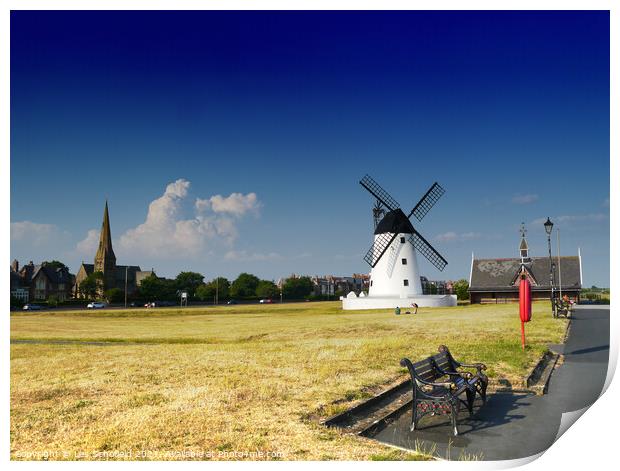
xmin=10 ymin=260 xmax=75 ymax=303
xmin=306 ymin=274 xmax=457 ymax=297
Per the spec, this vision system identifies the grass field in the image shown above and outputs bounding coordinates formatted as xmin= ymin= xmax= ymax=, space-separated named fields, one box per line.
xmin=10 ymin=301 xmax=567 ymax=461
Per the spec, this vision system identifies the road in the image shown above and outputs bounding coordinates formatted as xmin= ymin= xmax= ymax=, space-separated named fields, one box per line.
xmin=15 ymin=299 xmax=313 ymax=312
xmin=369 ymin=306 xmax=610 ymax=460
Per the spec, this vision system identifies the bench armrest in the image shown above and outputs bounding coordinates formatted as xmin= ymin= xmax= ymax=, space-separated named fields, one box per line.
xmin=414 ymin=376 xmax=453 ymax=389
xmin=433 ymin=364 xmax=473 ymax=380
xmin=458 ymin=362 xmax=487 ymax=373
xmin=400 ymin=358 xmax=453 ymax=389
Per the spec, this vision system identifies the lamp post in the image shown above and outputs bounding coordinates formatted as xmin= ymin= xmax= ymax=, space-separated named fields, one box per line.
xmin=544 ymin=217 xmax=556 ymax=317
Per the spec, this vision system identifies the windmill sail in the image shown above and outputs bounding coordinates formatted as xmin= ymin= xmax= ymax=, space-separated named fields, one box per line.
xmin=360 ymin=175 xmax=400 ymax=211
xmin=363 ymin=232 xmax=399 ymax=267
xmin=408 ymin=182 xmax=445 ymax=222
xmin=408 ymin=230 xmax=448 ymax=271
xmin=360 ymin=174 xmax=448 ymax=273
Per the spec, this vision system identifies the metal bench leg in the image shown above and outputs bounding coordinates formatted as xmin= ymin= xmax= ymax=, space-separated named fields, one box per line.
xmin=451 ymin=401 xmax=459 ymax=436
xmin=479 ymin=376 xmax=488 ymax=404
xmin=465 ymin=388 xmax=474 ymax=415
xmin=410 ymin=401 xmax=418 ymax=432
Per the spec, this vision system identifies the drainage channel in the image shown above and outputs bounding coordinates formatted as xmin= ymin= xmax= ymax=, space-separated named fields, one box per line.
xmin=323 ymin=379 xmax=412 ymax=435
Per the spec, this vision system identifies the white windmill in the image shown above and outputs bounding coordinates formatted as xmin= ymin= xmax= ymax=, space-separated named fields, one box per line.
xmin=343 ymin=174 xmax=457 ymax=309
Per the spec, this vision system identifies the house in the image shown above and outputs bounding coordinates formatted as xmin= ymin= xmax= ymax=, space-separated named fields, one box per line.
xmin=468 ymin=227 xmax=582 ymax=303
xmin=10 ymin=259 xmax=75 ymax=302
xmin=10 ymin=268 xmax=29 ymax=303
xmin=31 ymin=264 xmax=74 ymax=301
xmin=310 ymin=274 xmax=370 ymax=296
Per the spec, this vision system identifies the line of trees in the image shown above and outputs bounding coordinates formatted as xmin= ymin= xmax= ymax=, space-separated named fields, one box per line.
xmin=78 ymin=270 xmax=315 ymax=304
xmin=194 ymin=273 xmax=314 ymax=302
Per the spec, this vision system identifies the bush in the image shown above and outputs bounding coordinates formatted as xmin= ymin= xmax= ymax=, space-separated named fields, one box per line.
xmin=47 ymin=295 xmax=59 ymax=308
xmin=104 ymin=288 xmax=125 ymax=303
xmin=453 ymin=279 xmax=470 ymax=301
xmin=10 ymin=296 xmax=24 ymax=309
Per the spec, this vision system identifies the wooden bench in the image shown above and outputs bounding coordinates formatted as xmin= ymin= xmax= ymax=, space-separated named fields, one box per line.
xmin=400 ymin=345 xmax=488 ymax=436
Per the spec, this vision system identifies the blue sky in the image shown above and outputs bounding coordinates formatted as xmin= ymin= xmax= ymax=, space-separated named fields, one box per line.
xmin=10 ymin=11 xmax=610 ymax=286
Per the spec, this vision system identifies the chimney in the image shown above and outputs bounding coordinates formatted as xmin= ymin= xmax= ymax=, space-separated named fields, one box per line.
xmin=11 ymin=259 xmax=19 ymax=272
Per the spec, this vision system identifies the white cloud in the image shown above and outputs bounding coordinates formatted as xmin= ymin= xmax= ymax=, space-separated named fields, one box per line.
xmin=436 ymin=231 xmax=458 ymax=242
xmin=114 ymin=179 xmax=260 ymax=258
xmin=196 ymin=192 xmax=260 ymax=216
xmin=224 ymin=250 xmax=281 ymax=262
xmin=435 ymin=231 xmax=482 ymax=243
xmin=10 ymin=221 xmax=64 ymax=247
xmin=531 ymin=214 xmax=608 ymax=226
xmin=76 ymin=229 xmax=99 ymax=256
xmin=512 ymin=194 xmax=539 ymax=204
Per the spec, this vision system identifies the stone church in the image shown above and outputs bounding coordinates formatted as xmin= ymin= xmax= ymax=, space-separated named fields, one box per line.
xmin=74 ymin=202 xmax=155 ymax=297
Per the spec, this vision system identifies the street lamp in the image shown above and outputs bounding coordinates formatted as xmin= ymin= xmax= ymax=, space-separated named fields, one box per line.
xmin=544 ymin=217 xmax=556 ymax=317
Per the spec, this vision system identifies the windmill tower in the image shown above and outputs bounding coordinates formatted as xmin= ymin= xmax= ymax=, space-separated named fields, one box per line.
xmin=351 ymin=175 xmax=450 ymax=304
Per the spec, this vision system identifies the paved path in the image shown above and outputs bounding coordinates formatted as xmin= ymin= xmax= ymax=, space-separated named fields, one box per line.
xmin=370 ymin=306 xmax=609 ymax=460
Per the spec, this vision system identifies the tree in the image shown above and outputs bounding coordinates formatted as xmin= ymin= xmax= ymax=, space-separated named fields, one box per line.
xmin=42 ymin=260 xmax=69 ymax=271
xmin=230 ymin=273 xmax=260 ymax=299
xmin=256 ymin=280 xmax=278 ymax=299
xmin=196 ymin=277 xmax=230 ymax=302
xmin=79 ymin=271 xmax=103 ymax=299
xmin=283 ymin=276 xmax=313 ymax=299
xmin=138 ymin=274 xmax=177 ymax=301
xmin=175 ymin=271 xmax=205 ymax=298
xmin=453 ymin=279 xmax=470 ymax=301
xmin=104 ymin=288 xmax=125 ymax=303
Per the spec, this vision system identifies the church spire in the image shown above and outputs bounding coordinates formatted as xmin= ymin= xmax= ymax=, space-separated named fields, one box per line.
xmin=94 ymin=200 xmax=117 ymax=290
xmin=97 ymin=200 xmax=115 ymax=259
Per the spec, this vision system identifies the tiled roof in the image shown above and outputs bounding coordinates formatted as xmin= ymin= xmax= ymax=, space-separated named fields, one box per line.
xmin=33 ymin=265 xmax=73 ymax=285
xmin=469 ymin=256 xmax=581 ymax=291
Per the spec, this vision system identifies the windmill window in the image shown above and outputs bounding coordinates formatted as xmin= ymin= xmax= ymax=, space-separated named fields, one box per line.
xmin=400 ymin=237 xmax=406 ymax=243
xmin=403 ymin=279 xmax=409 ymax=286
xmin=370 ymin=280 xmax=373 ymax=286
xmin=402 ymin=258 xmax=407 ymax=265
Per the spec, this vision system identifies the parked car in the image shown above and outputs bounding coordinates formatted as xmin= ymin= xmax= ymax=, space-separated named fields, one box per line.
xmin=87 ymin=302 xmax=106 ymax=309
xmin=23 ymin=304 xmax=43 ymax=311
xmin=227 ymin=299 xmax=237 ymax=305
xmin=259 ymin=298 xmax=273 ymax=304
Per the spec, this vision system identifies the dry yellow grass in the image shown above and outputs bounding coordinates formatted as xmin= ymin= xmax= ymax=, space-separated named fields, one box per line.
xmin=10 ymin=301 xmax=566 ymax=460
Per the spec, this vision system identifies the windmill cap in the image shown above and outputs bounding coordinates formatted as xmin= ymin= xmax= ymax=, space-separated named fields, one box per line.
xmin=374 ymin=209 xmax=415 ymax=235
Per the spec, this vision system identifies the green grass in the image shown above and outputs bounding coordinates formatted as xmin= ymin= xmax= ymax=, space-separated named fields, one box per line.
xmin=10 ymin=301 xmax=566 ymax=460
